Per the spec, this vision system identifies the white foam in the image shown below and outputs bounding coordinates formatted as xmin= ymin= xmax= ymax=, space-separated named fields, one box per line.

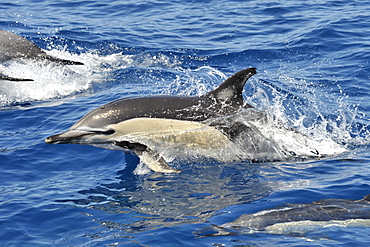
xmin=0 ymin=49 xmax=131 ymax=106
xmin=246 ymin=114 xmax=347 ymax=159
xmin=0 ymin=46 xmax=190 ymax=108
xmin=241 ymin=72 xmax=370 ymax=159
xmin=133 ymin=161 xmax=152 ymax=175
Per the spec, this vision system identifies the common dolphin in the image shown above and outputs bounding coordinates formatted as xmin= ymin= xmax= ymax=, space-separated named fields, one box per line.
xmin=45 ymin=68 xmax=257 ymax=173
xmin=202 ymin=194 xmax=370 ymax=236
xmin=0 ymin=30 xmax=83 ymax=81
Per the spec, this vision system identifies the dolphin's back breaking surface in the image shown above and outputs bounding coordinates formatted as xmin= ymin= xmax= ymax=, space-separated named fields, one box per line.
xmin=0 ymin=30 xmax=45 ymax=62
xmin=47 ymin=68 xmax=257 ymax=140
xmin=71 ymin=95 xmax=209 ymax=129
xmin=0 ymin=30 xmax=83 ymax=65
xmin=70 ymin=68 xmax=257 ymax=130
xmin=218 ymin=195 xmax=370 ymax=234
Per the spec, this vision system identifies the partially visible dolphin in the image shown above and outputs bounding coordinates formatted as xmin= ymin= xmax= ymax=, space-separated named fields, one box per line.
xmin=45 ymin=68 xmax=257 ymax=173
xmin=201 ymin=194 xmax=370 ymax=236
xmin=0 ymin=30 xmax=83 ymax=81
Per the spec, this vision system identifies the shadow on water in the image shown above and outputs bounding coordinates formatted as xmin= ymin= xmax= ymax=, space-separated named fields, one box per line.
xmin=57 ymin=155 xmax=272 ymax=233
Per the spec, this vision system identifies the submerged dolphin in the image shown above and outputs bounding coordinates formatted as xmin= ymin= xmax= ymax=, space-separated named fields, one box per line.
xmin=202 ymin=194 xmax=370 ymax=236
xmin=0 ymin=30 xmax=83 ymax=81
xmin=45 ymin=68 xmax=257 ymax=173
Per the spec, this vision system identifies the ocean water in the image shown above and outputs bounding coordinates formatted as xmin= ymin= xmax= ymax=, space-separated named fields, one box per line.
xmin=1 ymin=0 xmax=370 ymax=246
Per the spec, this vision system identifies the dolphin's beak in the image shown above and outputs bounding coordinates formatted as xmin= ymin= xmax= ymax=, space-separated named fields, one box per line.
xmin=45 ymin=130 xmax=89 ymax=144
xmin=45 ymin=129 xmax=115 ymax=144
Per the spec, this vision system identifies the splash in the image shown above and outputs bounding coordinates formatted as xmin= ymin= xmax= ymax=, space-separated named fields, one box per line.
xmin=241 ymin=71 xmax=369 ymax=156
xmin=154 ymin=67 xmax=366 ymax=164
xmin=234 ymin=107 xmax=347 ymax=161
xmin=162 ymin=66 xmax=228 ymax=96
xmin=0 ymin=50 xmax=124 ymax=107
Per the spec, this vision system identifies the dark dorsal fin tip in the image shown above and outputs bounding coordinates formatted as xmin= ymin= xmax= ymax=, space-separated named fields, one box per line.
xmin=204 ymin=67 xmax=257 ymax=102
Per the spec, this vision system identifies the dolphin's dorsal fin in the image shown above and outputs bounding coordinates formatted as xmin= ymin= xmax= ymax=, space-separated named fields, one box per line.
xmin=203 ymin=68 xmax=256 ymax=105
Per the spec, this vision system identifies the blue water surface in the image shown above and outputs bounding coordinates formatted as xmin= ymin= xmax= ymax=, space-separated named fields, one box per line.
xmin=1 ymin=0 xmax=370 ymax=246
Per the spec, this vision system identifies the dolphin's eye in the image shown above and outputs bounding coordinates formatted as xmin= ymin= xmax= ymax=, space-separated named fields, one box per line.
xmin=102 ymin=129 xmax=115 ymax=135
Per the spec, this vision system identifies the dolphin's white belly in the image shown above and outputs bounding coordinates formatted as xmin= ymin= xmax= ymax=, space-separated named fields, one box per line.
xmin=98 ymin=118 xmax=231 ymax=149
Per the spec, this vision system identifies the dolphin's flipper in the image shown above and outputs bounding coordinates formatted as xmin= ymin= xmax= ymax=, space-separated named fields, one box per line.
xmin=136 ymin=149 xmax=181 ymax=173
xmin=115 ymin=141 xmax=181 ymax=173
xmin=0 ymin=75 xmax=34 ymax=81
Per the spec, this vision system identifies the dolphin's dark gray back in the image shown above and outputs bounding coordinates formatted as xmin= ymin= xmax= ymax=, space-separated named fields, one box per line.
xmin=0 ymin=30 xmax=83 ymax=65
xmin=0 ymin=30 xmax=43 ymax=62
xmin=70 ymin=68 xmax=257 ymax=130
xmin=228 ymin=194 xmax=370 ymax=231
